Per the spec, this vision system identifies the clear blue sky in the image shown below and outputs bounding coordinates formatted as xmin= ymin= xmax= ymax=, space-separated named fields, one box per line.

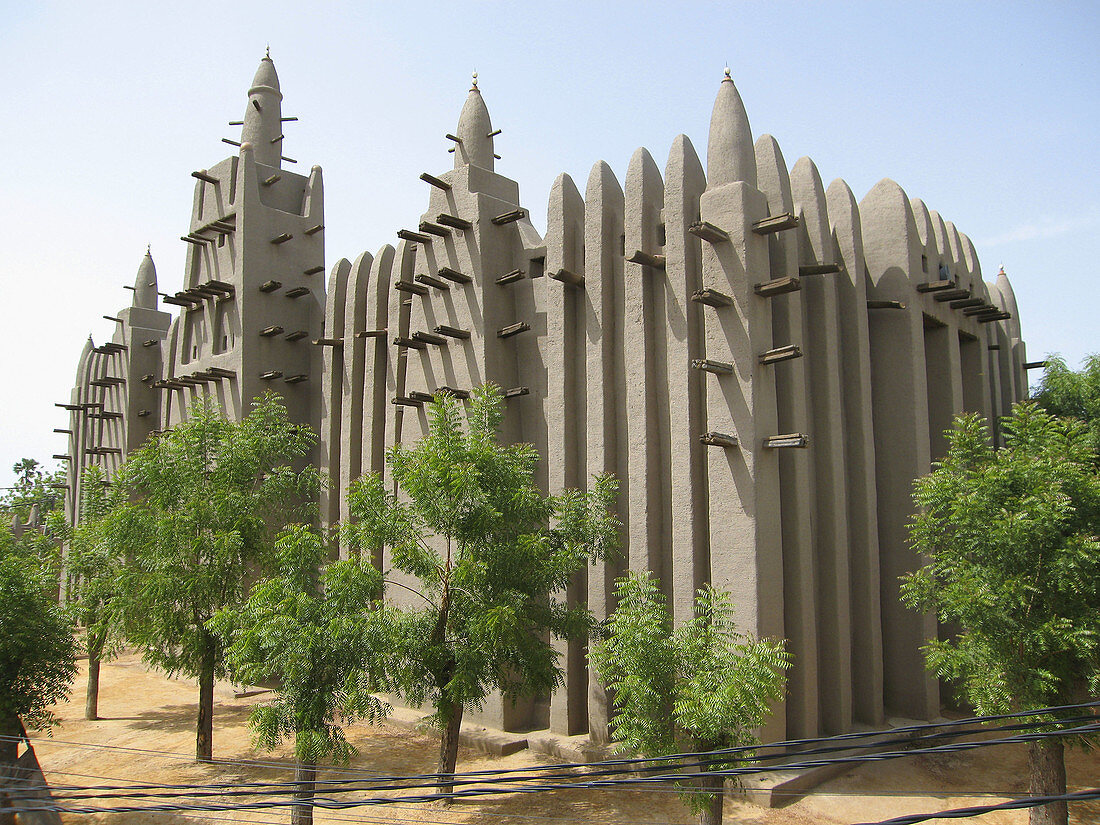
xmin=1 ymin=1 xmax=1097 ymax=485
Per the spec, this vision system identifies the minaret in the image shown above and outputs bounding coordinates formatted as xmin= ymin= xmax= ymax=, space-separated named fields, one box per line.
xmin=699 ymin=68 xmax=785 ymax=738
xmin=383 ymin=76 xmax=544 ymax=732
xmin=241 ymin=48 xmax=284 ymax=168
xmin=164 ymin=50 xmax=324 ymax=451
xmin=454 ymin=73 xmax=495 ymax=171
xmin=706 ymin=67 xmax=756 ymax=187
xmin=133 ymin=246 xmax=159 ymax=310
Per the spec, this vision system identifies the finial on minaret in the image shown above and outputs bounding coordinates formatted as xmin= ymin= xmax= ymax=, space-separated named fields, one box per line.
xmin=266 ymin=44 xmax=270 ymax=59
xmin=724 ymin=65 xmax=731 ymax=81
xmin=471 ymin=70 xmax=478 ymax=91
xmin=146 ymin=243 xmax=151 ymax=256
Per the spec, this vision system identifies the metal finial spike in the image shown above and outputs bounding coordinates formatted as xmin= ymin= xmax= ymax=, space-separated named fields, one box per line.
xmin=471 ymin=70 xmax=478 ymax=90
xmin=723 ymin=66 xmax=731 ymax=80
xmin=266 ymin=44 xmax=271 ymax=58
xmin=146 ymin=243 xmax=151 ymax=255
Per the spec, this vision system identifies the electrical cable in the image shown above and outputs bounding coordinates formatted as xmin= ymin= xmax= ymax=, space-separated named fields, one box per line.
xmin=16 ymin=711 xmax=1096 ymax=803
xmin=15 ymin=697 xmax=1100 ymax=785
xmin=8 ymin=721 xmax=1100 ymax=815
xmin=10 ymin=698 xmax=1097 ymax=801
xmin=852 ymin=787 xmax=1100 ymax=824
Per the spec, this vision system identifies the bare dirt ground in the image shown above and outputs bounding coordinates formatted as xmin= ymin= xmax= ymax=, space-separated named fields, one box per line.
xmin=28 ymin=653 xmax=1100 ymax=825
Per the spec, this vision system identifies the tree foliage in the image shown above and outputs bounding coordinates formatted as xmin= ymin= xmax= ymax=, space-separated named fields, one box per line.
xmin=211 ymin=524 xmax=389 ymax=825
xmin=1032 ymin=354 xmax=1100 ymax=452
xmin=344 ymin=383 xmax=618 ymax=793
xmin=2 ymin=457 xmax=66 ymax=523
xmin=56 ymin=465 xmax=127 ymax=719
xmin=589 ymin=571 xmax=789 ymax=825
xmin=903 ymin=402 xmax=1100 ymax=825
xmin=903 ymin=403 xmax=1100 ymax=712
xmin=2 ymin=457 xmax=66 ymax=577
xmin=110 ymin=394 xmax=320 ymax=760
xmin=0 ymin=547 xmax=76 ymax=732
xmin=212 ymin=524 xmax=389 ymax=763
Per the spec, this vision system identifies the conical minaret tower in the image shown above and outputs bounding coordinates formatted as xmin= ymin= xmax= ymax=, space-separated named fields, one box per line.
xmin=347 ymin=75 xmax=546 ymax=731
xmin=60 ymin=251 xmax=172 ymax=528
xmin=240 ymin=49 xmax=284 ymax=168
xmin=162 ymin=51 xmax=324 ymax=451
xmin=393 ymin=73 xmax=544 ymax=453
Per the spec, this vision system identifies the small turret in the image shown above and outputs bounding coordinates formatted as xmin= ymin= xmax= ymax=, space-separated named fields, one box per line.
xmin=707 ymin=68 xmax=756 ymax=188
xmin=133 ymin=247 xmax=159 ymax=310
xmin=454 ymin=73 xmax=495 ymax=171
xmin=240 ymin=49 xmax=283 ymax=168
xmin=996 ymin=266 xmax=1023 ymax=339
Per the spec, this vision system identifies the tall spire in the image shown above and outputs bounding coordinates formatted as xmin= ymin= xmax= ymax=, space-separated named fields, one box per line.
xmin=454 ymin=72 xmax=495 ymax=171
xmin=706 ymin=68 xmax=756 ymax=188
xmin=133 ymin=247 xmax=158 ymax=311
xmin=240 ymin=50 xmax=284 ymax=168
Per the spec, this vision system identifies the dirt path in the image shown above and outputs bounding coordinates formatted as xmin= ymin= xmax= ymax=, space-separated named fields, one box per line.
xmin=27 ymin=654 xmax=1100 ymax=825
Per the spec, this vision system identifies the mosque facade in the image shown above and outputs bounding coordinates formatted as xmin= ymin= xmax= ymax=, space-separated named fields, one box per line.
xmin=58 ymin=55 xmax=1030 ymax=744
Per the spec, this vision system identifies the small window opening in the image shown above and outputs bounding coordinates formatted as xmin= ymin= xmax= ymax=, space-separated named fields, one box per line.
xmin=656 ymin=223 xmax=666 ymax=247
xmin=192 ymin=344 xmax=198 ymax=358
xmin=619 ymin=234 xmax=626 ymax=256
xmin=222 ymin=335 xmax=229 ymax=350
xmin=218 ymin=234 xmax=226 ymax=248
xmin=921 ymin=254 xmax=928 ymax=273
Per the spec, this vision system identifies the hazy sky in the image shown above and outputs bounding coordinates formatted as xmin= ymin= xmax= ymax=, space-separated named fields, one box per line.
xmin=2 ymin=1 xmax=1097 ymax=486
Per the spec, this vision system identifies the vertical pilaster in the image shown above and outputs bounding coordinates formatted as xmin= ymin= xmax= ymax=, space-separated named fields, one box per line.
xmin=826 ymin=178 xmax=884 ymax=727
xmin=584 ymin=160 xmax=626 ymax=743
xmin=791 ymin=157 xmax=852 ymax=736
xmin=623 ymin=148 xmax=668 ymax=589
xmin=663 ymin=135 xmax=709 ymax=628
xmin=319 ymin=258 xmax=351 ymax=548
xmin=860 ymin=178 xmax=939 ymax=721
xmin=545 ymin=173 xmax=588 ymax=735
xmin=338 ymin=252 xmax=373 ymax=541
xmin=754 ymin=135 xmax=818 ymax=738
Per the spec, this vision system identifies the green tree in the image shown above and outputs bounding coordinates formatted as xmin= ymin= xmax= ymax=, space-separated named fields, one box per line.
xmin=903 ymin=403 xmax=1100 ymax=825
xmin=113 ymin=394 xmax=319 ymax=761
xmin=589 ymin=571 xmax=789 ymax=825
xmin=1032 ymin=354 xmax=1100 ymax=451
xmin=2 ymin=457 xmax=66 ymax=579
xmin=344 ymin=384 xmax=618 ymax=795
xmin=57 ymin=465 xmax=127 ymax=720
xmin=211 ymin=524 xmax=389 ymax=825
xmin=3 ymin=457 xmax=66 ymax=523
xmin=0 ymin=543 xmax=77 ymax=820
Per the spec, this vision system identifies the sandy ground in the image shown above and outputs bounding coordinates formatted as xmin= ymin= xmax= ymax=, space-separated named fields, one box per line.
xmin=26 ymin=653 xmax=1100 ymax=825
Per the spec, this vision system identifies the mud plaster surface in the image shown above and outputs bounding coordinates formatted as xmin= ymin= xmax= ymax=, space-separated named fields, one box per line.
xmin=30 ymin=654 xmax=1100 ymax=825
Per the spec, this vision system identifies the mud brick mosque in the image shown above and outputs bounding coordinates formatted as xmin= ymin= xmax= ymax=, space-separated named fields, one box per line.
xmin=56 ymin=54 xmax=1030 ymax=745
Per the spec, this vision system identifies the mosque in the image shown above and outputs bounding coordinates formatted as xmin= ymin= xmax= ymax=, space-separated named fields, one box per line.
xmin=56 ymin=53 xmax=1030 ymax=746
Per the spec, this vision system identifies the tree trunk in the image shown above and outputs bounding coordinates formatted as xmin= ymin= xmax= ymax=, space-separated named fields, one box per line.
xmin=196 ymin=633 xmax=216 ymax=762
xmin=291 ymin=757 xmax=317 ymax=825
xmin=85 ymin=648 xmax=101 ymax=721
xmin=1028 ymin=738 xmax=1067 ymax=825
xmin=694 ymin=739 xmax=725 ymax=825
xmin=435 ymin=698 xmax=463 ymax=799
xmin=0 ymin=714 xmax=22 ymax=825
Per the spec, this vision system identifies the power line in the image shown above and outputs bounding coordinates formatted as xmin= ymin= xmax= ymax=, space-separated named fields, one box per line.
xmin=17 ymin=712 xmax=1095 ymax=804
xmin=11 ymin=711 xmax=1096 ymax=803
xmin=853 ymin=787 xmax=1100 ymax=825
xmin=15 ymin=697 xmax=1099 ymax=794
xmin=10 ymin=721 xmax=1100 ymax=815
